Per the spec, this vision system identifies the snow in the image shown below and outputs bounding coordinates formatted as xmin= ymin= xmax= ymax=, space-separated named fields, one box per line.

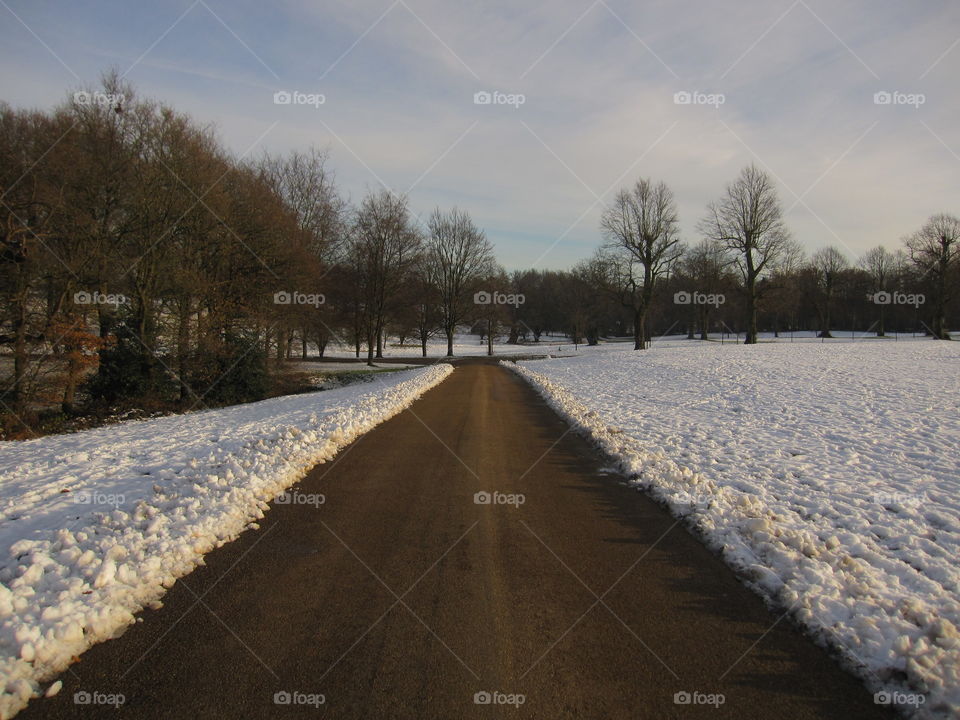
xmin=319 ymin=332 xmax=575 ymax=359
xmin=282 ymin=361 xmax=424 ymax=390
xmin=509 ymin=340 xmax=960 ymax=719
xmin=285 ymin=361 xmax=422 ymax=373
xmin=0 ymin=364 xmax=452 ymax=718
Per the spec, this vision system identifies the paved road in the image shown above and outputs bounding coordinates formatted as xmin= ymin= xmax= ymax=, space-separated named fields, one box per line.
xmin=23 ymin=361 xmax=893 ymax=719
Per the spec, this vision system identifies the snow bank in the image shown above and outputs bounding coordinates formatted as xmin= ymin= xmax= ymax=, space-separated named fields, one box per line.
xmin=507 ymin=342 xmax=960 ymax=719
xmin=0 ymin=364 xmax=452 ymax=718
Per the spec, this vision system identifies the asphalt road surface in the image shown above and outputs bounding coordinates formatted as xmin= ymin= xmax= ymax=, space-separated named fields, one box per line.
xmin=22 ymin=361 xmax=894 ymax=719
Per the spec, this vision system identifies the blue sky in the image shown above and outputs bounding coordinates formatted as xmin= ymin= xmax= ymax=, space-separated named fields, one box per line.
xmin=1 ymin=0 xmax=958 ymax=269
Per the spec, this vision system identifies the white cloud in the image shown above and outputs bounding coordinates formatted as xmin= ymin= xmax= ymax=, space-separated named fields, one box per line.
xmin=0 ymin=0 xmax=957 ymax=268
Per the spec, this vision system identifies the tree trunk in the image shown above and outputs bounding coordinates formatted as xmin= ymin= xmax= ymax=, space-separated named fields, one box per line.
xmin=633 ymin=308 xmax=647 ymax=350
xmin=263 ymin=325 xmax=272 ymax=375
xmin=177 ymin=297 xmax=191 ymax=405
xmin=745 ymin=277 xmax=758 ymax=344
xmin=11 ymin=290 xmax=28 ymax=416
xmin=62 ymin=351 xmax=80 ymax=414
xmin=820 ymin=290 xmax=833 ymax=338
xmin=933 ymin=266 xmax=950 ymax=339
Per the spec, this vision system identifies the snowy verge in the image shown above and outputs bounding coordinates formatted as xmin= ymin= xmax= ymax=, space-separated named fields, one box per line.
xmin=0 ymin=364 xmax=453 ymax=718
xmin=504 ymin=349 xmax=959 ymax=720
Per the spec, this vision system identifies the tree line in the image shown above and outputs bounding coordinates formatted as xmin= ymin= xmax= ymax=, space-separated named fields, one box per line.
xmin=1 ymin=74 xmax=957 ymax=432
xmin=0 ymin=74 xmax=508 ymax=429
xmin=580 ymin=166 xmax=958 ymax=349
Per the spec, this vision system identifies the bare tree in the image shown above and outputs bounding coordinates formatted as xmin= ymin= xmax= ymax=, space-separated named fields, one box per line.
xmin=859 ymin=246 xmax=894 ymax=336
xmin=473 ymin=266 xmax=512 ymax=356
xmin=810 ymin=246 xmax=847 ymax=338
xmin=599 ymin=178 xmax=682 ymax=350
xmin=257 ymin=147 xmax=345 ymax=360
xmin=350 ymin=190 xmax=422 ymax=365
xmin=677 ymin=239 xmax=733 ymax=339
xmin=905 ymin=213 xmax=959 ymax=340
xmin=425 ymin=207 xmax=495 ymax=356
xmin=258 ymin=147 xmax=345 ymax=262
xmin=699 ymin=164 xmax=791 ymax=344
xmin=0 ymin=106 xmax=64 ymax=416
xmin=410 ymin=252 xmax=440 ymax=357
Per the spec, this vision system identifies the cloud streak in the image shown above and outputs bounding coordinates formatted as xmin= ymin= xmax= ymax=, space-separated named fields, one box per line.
xmin=0 ymin=0 xmax=957 ymax=268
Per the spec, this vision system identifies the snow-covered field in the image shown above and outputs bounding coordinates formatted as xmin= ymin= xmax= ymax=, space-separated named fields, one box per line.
xmin=282 ymin=361 xmax=421 ymax=390
xmin=317 ymin=329 xmax=943 ymax=362
xmin=510 ymin=340 xmax=960 ymax=718
xmin=0 ymin=364 xmax=452 ymax=718
xmin=320 ymin=332 xmax=577 ymax=359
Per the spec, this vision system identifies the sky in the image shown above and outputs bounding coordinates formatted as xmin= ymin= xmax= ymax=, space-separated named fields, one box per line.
xmin=1 ymin=0 xmax=958 ymax=270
